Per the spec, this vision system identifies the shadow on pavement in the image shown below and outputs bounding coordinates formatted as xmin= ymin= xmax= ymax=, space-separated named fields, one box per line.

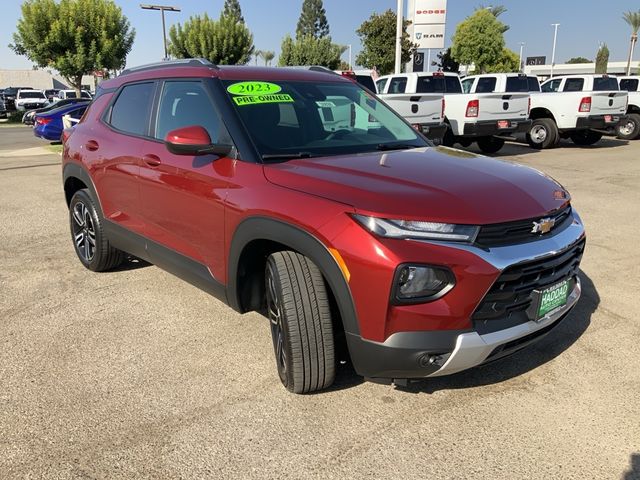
xmin=331 ymin=270 xmax=599 ymax=394
xmin=109 ymin=255 xmax=151 ymax=272
xmin=557 ymin=137 xmax=629 ymax=149
xmin=624 ymin=453 xmax=640 ymax=480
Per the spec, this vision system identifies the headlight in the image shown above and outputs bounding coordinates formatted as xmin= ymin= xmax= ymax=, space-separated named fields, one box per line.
xmin=353 ymin=214 xmax=479 ymax=242
xmin=392 ymin=264 xmax=455 ymax=304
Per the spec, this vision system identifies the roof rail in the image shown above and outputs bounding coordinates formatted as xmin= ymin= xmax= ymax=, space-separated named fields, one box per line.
xmin=120 ymin=58 xmax=217 ymax=76
xmin=281 ymin=65 xmax=339 ymax=76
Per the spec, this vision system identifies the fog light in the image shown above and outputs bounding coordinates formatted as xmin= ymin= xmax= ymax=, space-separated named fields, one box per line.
xmin=392 ymin=264 xmax=454 ymax=304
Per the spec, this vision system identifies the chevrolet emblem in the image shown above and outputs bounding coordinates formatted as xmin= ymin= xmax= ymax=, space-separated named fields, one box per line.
xmin=532 ymin=217 xmax=555 ymax=234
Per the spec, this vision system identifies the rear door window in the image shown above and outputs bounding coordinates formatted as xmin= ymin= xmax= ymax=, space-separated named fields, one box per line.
xmin=476 ymin=77 xmax=497 ymax=93
xmin=620 ymin=78 xmax=639 ymax=91
xmin=388 ymin=77 xmax=408 ymax=94
xmin=563 ymin=78 xmax=585 ymax=92
xmin=541 ymin=79 xmax=562 ymax=92
xmin=593 ymin=77 xmax=619 ymax=91
xmin=108 ymin=82 xmax=155 ymax=136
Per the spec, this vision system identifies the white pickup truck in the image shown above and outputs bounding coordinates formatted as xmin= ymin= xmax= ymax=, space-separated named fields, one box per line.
xmin=375 ymin=74 xmax=447 ymax=143
xmin=376 ymin=72 xmax=530 ymax=153
xmin=616 ymin=76 xmax=640 ymax=140
xmin=462 ymin=73 xmax=628 ymax=149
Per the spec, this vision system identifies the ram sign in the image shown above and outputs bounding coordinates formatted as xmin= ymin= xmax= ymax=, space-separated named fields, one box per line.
xmin=413 ymin=24 xmax=446 ymax=49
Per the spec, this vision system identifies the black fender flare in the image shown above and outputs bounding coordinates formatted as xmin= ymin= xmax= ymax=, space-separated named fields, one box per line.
xmin=63 ymin=163 xmax=103 ymax=215
xmin=227 ymin=217 xmax=360 ymax=336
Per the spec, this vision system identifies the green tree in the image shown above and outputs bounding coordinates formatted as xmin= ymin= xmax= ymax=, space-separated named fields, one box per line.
xmin=595 ymin=43 xmax=609 ymax=74
xmin=450 ymin=9 xmax=505 ymax=74
xmin=436 ymin=47 xmax=460 ymax=72
xmin=278 ymin=34 xmax=343 ymax=69
xmin=623 ymin=10 xmax=640 ymax=75
xmin=223 ymin=0 xmax=244 ymax=23
xmin=296 ymin=0 xmax=330 ymax=39
xmin=566 ymin=56 xmax=592 ymax=64
xmin=485 ymin=48 xmax=519 ymax=73
xmin=355 ymin=10 xmax=416 ymax=75
xmin=10 ymin=0 xmax=134 ymax=95
xmin=168 ymin=12 xmax=254 ymax=65
xmin=261 ymin=50 xmax=275 ymax=66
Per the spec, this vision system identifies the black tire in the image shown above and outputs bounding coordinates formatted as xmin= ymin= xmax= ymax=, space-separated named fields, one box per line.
xmin=570 ymin=130 xmax=603 ymax=146
xmin=616 ymin=113 xmax=640 ymax=140
xmin=441 ymin=124 xmax=455 ymax=147
xmin=265 ymin=251 xmax=335 ymax=394
xmin=69 ymin=189 xmax=124 ymax=272
xmin=527 ymin=118 xmax=558 ymax=149
xmin=476 ymin=136 xmax=505 ymax=154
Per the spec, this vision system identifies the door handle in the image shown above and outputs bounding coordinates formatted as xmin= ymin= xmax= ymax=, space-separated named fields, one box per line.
xmin=142 ymin=154 xmax=162 ymax=167
xmin=85 ymin=140 xmax=99 ymax=151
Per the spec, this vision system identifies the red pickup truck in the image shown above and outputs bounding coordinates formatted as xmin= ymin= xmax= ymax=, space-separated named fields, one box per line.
xmin=62 ymin=59 xmax=586 ymax=393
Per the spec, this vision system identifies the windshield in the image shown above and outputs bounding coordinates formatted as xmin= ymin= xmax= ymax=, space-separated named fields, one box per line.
xmin=223 ymin=79 xmax=427 ymax=159
xmin=19 ymin=91 xmax=45 ymax=99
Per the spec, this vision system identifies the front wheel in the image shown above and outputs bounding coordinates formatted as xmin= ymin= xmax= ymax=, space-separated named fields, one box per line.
xmin=476 ymin=136 xmax=505 ymax=154
xmin=265 ymin=251 xmax=335 ymax=394
xmin=69 ymin=189 xmax=124 ymax=271
xmin=616 ymin=113 xmax=640 ymax=140
xmin=570 ymin=130 xmax=603 ymax=146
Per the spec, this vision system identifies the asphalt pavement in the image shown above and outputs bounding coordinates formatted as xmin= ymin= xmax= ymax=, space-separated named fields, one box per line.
xmin=1 ymin=125 xmax=639 ymax=479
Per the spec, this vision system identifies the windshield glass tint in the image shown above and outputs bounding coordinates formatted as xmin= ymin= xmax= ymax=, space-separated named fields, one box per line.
xmin=20 ymin=92 xmax=45 ymax=99
xmin=505 ymin=76 xmax=529 ymax=92
xmin=593 ymin=77 xmax=619 ymax=91
xmin=223 ymin=79 xmax=426 ymax=158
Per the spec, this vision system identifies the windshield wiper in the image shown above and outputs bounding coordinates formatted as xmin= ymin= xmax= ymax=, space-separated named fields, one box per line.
xmin=376 ymin=143 xmax=417 ymax=151
xmin=261 ymin=152 xmax=318 ymax=161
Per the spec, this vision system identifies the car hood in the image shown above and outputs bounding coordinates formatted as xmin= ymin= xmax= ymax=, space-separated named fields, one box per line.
xmin=263 ymin=147 xmax=570 ymax=225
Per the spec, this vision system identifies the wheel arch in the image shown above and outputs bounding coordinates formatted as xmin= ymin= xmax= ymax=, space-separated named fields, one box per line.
xmin=529 ymin=107 xmax=556 ymax=122
xmin=63 ymin=163 xmax=103 ymax=216
xmin=628 ymin=104 xmax=640 ymax=115
xmin=227 ymin=217 xmax=360 ymax=336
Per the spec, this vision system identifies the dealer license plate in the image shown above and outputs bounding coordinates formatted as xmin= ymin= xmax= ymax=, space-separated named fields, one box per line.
xmin=536 ymin=279 xmax=570 ymax=320
xmin=604 ymin=115 xmax=612 ymax=123
xmin=497 ymin=120 xmax=510 ymax=129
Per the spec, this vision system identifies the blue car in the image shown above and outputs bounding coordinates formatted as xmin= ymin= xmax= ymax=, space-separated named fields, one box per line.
xmin=34 ymin=103 xmax=89 ymax=141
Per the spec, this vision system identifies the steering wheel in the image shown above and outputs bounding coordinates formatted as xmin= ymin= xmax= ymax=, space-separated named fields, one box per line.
xmin=325 ymin=129 xmax=352 ymax=140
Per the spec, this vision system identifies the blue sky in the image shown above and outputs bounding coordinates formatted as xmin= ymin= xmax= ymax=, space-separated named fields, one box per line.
xmin=1 ymin=0 xmax=639 ymax=70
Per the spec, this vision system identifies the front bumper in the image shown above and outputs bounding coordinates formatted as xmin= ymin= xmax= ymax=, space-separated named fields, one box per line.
xmin=462 ymin=119 xmax=531 ymax=137
xmin=346 ymin=211 xmax=586 ymax=381
xmin=575 ymin=114 xmax=628 ymax=130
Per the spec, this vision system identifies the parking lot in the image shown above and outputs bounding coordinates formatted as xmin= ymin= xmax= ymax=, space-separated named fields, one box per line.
xmin=1 ymin=125 xmax=639 ymax=479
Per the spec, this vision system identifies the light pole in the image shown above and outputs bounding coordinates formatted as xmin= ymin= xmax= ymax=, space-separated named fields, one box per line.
xmin=394 ymin=0 xmax=403 ymax=74
xmin=348 ymin=44 xmax=352 ymax=70
xmin=550 ymin=23 xmax=560 ymax=78
xmin=519 ymin=42 xmax=525 ymax=71
xmin=140 ymin=4 xmax=181 ymax=61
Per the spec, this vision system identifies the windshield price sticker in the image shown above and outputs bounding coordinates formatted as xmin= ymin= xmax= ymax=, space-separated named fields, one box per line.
xmin=233 ymin=93 xmax=294 ymax=106
xmin=227 ymin=81 xmax=282 ymax=96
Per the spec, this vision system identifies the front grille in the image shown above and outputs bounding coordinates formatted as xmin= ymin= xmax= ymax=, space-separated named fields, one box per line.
xmin=473 ymin=239 xmax=585 ymax=334
xmin=475 ymin=205 xmax=573 ymax=248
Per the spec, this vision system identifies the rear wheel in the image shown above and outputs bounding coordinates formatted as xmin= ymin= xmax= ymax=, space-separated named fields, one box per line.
xmin=527 ymin=118 xmax=558 ymax=149
xmin=265 ymin=251 xmax=335 ymax=394
xmin=441 ymin=124 xmax=455 ymax=147
xmin=476 ymin=136 xmax=505 ymax=154
xmin=570 ymin=130 xmax=603 ymax=146
xmin=69 ymin=189 xmax=124 ymax=271
xmin=616 ymin=113 xmax=640 ymax=140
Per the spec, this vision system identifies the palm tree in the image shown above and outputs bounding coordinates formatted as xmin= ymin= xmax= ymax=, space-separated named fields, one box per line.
xmin=262 ymin=50 xmax=275 ymax=66
xmin=623 ymin=10 xmax=640 ymax=75
xmin=254 ymin=50 xmax=263 ymax=65
xmin=478 ymin=4 xmax=509 ymax=32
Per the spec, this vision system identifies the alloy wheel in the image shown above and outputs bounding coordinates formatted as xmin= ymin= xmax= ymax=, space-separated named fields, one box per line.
xmin=266 ymin=262 xmax=287 ymax=380
xmin=71 ymin=201 xmax=96 ymax=262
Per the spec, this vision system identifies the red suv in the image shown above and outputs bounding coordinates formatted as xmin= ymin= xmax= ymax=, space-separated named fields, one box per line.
xmin=62 ymin=59 xmax=586 ymax=393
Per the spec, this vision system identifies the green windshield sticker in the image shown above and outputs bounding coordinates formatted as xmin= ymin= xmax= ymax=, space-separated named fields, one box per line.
xmin=227 ymin=81 xmax=282 ymax=96
xmin=233 ymin=93 xmax=294 ymax=106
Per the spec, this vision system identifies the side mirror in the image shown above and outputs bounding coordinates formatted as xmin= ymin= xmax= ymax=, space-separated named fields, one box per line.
xmin=164 ymin=125 xmax=233 ymax=157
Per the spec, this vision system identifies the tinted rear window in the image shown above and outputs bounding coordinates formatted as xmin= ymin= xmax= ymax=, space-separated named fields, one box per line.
xmin=476 ymin=77 xmax=497 ymax=93
xmin=355 ymin=75 xmax=376 ymax=91
xmin=444 ymin=76 xmax=462 ymax=93
xmin=505 ymin=76 xmax=529 ymax=92
xmin=416 ymin=76 xmax=445 ymax=93
xmin=619 ymin=78 xmax=639 ymax=91
xmin=527 ymin=76 xmax=540 ymax=92
xmin=593 ymin=77 xmax=619 ymax=91
xmin=563 ymin=78 xmax=584 ymax=92
xmin=108 ymin=82 xmax=155 ymax=136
